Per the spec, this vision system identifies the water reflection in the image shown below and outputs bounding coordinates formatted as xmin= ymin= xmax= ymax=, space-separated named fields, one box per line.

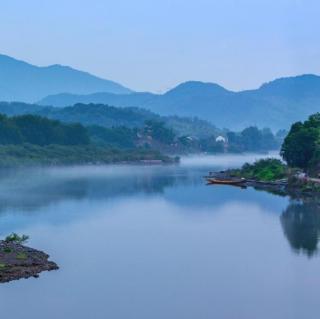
xmin=1 ymin=157 xmax=320 ymax=319
xmin=0 ymin=153 xmax=281 ymax=214
xmin=281 ymin=200 xmax=320 ymax=257
xmin=0 ymin=166 xmax=192 ymax=213
xmin=0 ymin=161 xmax=320 ymax=260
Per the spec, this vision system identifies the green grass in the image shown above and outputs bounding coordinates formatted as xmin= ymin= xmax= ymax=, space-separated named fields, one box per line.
xmin=16 ymin=252 xmax=27 ymax=260
xmin=232 ymin=158 xmax=288 ymax=182
xmin=0 ymin=144 xmax=173 ymax=167
xmin=0 ymin=263 xmax=6 ymax=270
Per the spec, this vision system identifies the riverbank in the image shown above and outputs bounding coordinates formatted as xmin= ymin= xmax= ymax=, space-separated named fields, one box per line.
xmin=0 ymin=144 xmax=178 ymax=167
xmin=206 ymin=158 xmax=320 ymax=198
xmin=0 ymin=241 xmax=58 ymax=283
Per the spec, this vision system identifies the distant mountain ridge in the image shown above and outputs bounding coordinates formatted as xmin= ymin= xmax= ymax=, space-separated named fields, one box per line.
xmin=39 ymin=75 xmax=320 ymax=130
xmin=2 ymin=54 xmax=320 ymax=130
xmin=0 ymin=54 xmax=132 ymax=102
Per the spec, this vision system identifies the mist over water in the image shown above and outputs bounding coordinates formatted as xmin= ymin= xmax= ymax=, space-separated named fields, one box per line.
xmin=180 ymin=151 xmax=281 ymax=168
xmin=0 ymin=153 xmax=319 ymax=319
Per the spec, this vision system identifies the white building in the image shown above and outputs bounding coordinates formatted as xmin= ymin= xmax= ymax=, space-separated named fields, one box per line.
xmin=215 ymin=136 xmax=226 ymax=143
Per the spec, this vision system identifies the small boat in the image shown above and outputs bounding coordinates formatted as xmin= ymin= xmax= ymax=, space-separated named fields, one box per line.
xmin=206 ymin=177 xmax=246 ymax=186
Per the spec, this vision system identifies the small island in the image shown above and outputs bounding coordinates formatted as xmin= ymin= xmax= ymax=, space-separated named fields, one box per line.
xmin=0 ymin=234 xmax=58 ymax=284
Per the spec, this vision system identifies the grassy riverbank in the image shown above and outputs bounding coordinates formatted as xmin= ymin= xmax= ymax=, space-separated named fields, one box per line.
xmin=230 ymin=158 xmax=288 ymax=182
xmin=0 ymin=144 xmax=176 ymax=167
xmin=224 ymin=158 xmax=320 ymax=197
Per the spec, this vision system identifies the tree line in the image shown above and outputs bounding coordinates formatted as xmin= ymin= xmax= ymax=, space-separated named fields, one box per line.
xmin=0 ymin=114 xmax=89 ymax=146
xmin=0 ymin=113 xmax=284 ymax=154
xmin=281 ymin=113 xmax=320 ymax=172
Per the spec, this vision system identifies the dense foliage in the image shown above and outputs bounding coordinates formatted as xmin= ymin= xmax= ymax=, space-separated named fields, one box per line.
xmin=0 ymin=103 xmax=284 ymax=169
xmin=88 ymin=122 xmax=281 ymax=154
xmin=0 ymin=114 xmax=174 ymax=166
xmin=88 ymin=125 xmax=137 ymax=149
xmin=144 ymin=120 xmax=175 ymax=144
xmin=233 ymin=158 xmax=287 ymax=181
xmin=0 ymin=112 xmax=178 ymax=151
xmin=0 ymin=102 xmax=283 ymax=154
xmin=227 ymin=127 xmax=280 ymax=152
xmin=5 ymin=233 xmax=29 ymax=244
xmin=0 ymin=114 xmax=89 ymax=146
xmin=0 ymin=144 xmax=172 ymax=167
xmin=164 ymin=116 xmax=219 ymax=139
xmin=198 ymin=137 xmax=224 ymax=153
xmin=281 ymin=113 xmax=320 ymax=169
xmin=0 ymin=102 xmax=220 ymax=139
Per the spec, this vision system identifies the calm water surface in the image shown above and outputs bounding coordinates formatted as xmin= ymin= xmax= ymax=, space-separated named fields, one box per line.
xmin=0 ymin=153 xmax=319 ymax=319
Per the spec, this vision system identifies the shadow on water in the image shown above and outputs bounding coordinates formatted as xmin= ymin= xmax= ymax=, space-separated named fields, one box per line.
xmin=239 ymin=183 xmax=320 ymax=258
xmin=281 ymin=200 xmax=320 ymax=257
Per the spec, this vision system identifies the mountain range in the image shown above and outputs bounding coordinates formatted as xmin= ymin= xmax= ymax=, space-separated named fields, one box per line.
xmin=39 ymin=75 xmax=320 ymax=130
xmin=1 ymin=54 xmax=320 ymax=130
xmin=0 ymin=54 xmax=131 ymax=102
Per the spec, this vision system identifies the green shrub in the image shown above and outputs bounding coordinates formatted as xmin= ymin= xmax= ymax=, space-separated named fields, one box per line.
xmin=235 ymin=158 xmax=287 ymax=181
xmin=3 ymin=247 xmax=12 ymax=253
xmin=5 ymin=233 xmax=29 ymax=244
xmin=16 ymin=252 xmax=27 ymax=260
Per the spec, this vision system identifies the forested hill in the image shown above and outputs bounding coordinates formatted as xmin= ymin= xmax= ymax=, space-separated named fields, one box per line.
xmin=0 ymin=114 xmax=173 ymax=166
xmin=39 ymin=75 xmax=320 ymax=130
xmin=0 ymin=113 xmax=282 ymax=158
xmin=0 ymin=114 xmax=89 ymax=145
xmin=0 ymin=102 xmax=221 ymax=139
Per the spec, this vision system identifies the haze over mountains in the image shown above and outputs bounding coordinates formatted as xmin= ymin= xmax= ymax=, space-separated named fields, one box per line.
xmin=1 ymin=54 xmax=320 ymax=130
xmin=0 ymin=54 xmax=131 ymax=102
xmin=40 ymin=75 xmax=320 ymax=130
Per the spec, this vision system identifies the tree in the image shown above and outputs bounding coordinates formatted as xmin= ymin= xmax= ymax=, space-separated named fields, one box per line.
xmin=0 ymin=114 xmax=23 ymax=144
xmin=241 ymin=126 xmax=262 ymax=151
xmin=144 ymin=120 xmax=175 ymax=144
xmin=0 ymin=114 xmax=90 ymax=146
xmin=281 ymin=114 xmax=320 ymax=169
xmin=199 ymin=137 xmax=224 ymax=153
xmin=261 ymin=128 xmax=277 ymax=150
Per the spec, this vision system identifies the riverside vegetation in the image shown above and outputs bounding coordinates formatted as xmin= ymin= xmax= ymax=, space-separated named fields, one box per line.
xmin=0 ymin=102 xmax=284 ymax=167
xmin=0 ymin=114 xmax=176 ymax=166
xmin=223 ymin=113 xmax=320 ymax=197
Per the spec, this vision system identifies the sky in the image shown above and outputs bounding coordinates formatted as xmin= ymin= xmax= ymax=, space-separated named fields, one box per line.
xmin=0 ymin=0 xmax=319 ymax=93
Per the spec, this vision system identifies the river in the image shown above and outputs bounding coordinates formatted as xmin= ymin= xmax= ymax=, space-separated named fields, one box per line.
xmin=0 ymin=153 xmax=319 ymax=319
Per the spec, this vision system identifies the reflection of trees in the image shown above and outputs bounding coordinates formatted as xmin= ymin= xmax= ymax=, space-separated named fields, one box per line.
xmin=0 ymin=179 xmax=88 ymax=213
xmin=0 ymin=167 xmax=194 ymax=215
xmin=281 ymin=201 xmax=320 ymax=257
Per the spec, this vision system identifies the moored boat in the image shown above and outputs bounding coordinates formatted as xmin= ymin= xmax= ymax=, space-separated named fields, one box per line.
xmin=206 ymin=177 xmax=246 ymax=186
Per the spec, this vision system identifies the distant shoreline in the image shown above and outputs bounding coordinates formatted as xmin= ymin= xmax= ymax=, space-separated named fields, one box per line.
xmin=0 ymin=144 xmax=179 ymax=168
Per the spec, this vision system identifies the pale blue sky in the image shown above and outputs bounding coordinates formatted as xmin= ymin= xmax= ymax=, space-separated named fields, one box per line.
xmin=0 ymin=0 xmax=319 ymax=92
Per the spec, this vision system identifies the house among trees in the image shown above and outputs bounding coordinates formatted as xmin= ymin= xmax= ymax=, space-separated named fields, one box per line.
xmin=215 ymin=135 xmax=227 ymax=144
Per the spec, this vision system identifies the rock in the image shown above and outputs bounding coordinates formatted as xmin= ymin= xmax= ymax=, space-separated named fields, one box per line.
xmin=0 ymin=241 xmax=59 ymax=284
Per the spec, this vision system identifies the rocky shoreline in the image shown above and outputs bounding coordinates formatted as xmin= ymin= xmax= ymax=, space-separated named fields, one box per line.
xmin=0 ymin=241 xmax=58 ymax=284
